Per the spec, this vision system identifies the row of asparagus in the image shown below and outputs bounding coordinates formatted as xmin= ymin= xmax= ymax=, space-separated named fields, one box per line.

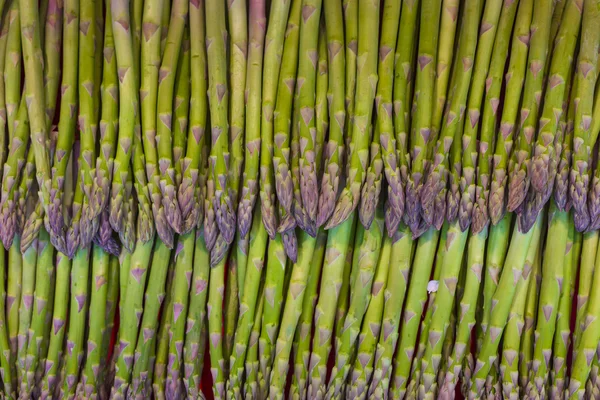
xmin=3 ymin=0 xmax=600 ymax=397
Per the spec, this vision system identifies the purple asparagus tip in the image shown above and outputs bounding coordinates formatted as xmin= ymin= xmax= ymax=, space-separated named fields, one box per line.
xmin=282 ymin=229 xmax=298 ymax=263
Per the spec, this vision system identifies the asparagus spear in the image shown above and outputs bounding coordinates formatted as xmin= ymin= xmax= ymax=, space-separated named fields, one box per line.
xmin=5 ymin=0 xmax=21 ymax=142
xmin=316 ymin=0 xmax=345 ymax=227
xmin=0 ymin=5 xmax=10 ymax=177
xmin=324 ymin=0 xmax=381 ymax=230
xmin=471 ymin=0 xmax=519 ymax=234
xmin=359 ymin=0 xmax=403 ymax=231
xmin=345 ymin=235 xmax=392 ymax=399
xmin=76 ymin=245 xmax=110 ymax=397
xmin=165 ymin=231 xmax=196 ymax=400
xmin=257 ymin=235 xmax=288 ymax=396
xmin=182 ymin=228 xmax=210 ymax=398
xmin=369 ymin=226 xmax=432 ymax=399
xmin=244 ymin=283 xmax=264 ymax=400
xmin=227 ymin=209 xmax=269 ymax=399
xmin=257 ymin=0 xmax=294 ymax=238
xmin=152 ymin=258 xmax=174 ymax=399
xmin=227 ymin=0 xmax=247 ymax=220
xmin=128 ymin=241 xmax=171 ymax=396
xmin=439 ymin=227 xmax=488 ymax=397
xmin=236 ymin=0 xmax=266 ymax=239
xmin=18 ymin=0 xmax=52 ymax=225
xmin=76 ymin=0 xmax=98 ymax=250
xmin=109 ymin=0 xmax=140 ymax=236
xmin=420 ymin=0 xmax=480 ymax=228
xmin=39 ymin=252 xmax=70 ymax=399
xmin=570 ymin=0 xmax=600 ymax=232
xmin=499 ymin=228 xmax=540 ymax=399
xmin=531 ymin=0 xmax=582 ymax=196
xmin=97 ymin=255 xmax=119 ymax=395
xmin=60 ymin=246 xmax=90 ymax=398
xmin=155 ymin=0 xmax=188 ymax=236
xmin=505 ymin=0 xmax=554 ymax=212
xmin=110 ymin=238 xmax=154 ymax=398
xmin=551 ymin=223 xmax=579 ymax=398
xmin=294 ymin=0 xmax=323 ymax=226
xmin=527 ymin=206 xmax=570 ymax=397
xmin=326 ymin=205 xmax=385 ymax=398
xmin=179 ymin=0 xmax=209 ymax=234
xmin=290 ymin=229 xmax=328 ymax=399
xmin=22 ymin=231 xmax=54 ymax=396
xmin=207 ymin=255 xmax=226 ymax=398
xmin=456 ymin=0 xmax=505 ymax=232
xmin=399 ymin=225 xmax=447 ymax=400
xmin=569 ymin=227 xmax=600 ymax=397
xmin=205 ymin=0 xmax=235 ymax=245
xmin=272 ymin=0 xmax=301 ymax=229
xmin=15 ymin=231 xmax=38 ymax=392
xmin=467 ymin=211 xmax=544 ymax=398
xmin=268 ymin=230 xmax=321 ymax=397
xmin=488 ymin=0 xmax=533 ymax=225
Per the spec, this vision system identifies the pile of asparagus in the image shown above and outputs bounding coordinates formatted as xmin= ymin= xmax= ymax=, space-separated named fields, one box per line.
xmin=3 ymin=0 xmax=600 ymax=398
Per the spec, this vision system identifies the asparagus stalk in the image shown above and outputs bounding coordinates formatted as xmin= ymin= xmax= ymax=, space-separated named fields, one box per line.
xmin=290 ymin=229 xmax=328 ymax=399
xmin=77 ymin=245 xmax=110 ymax=397
xmin=531 ymin=0 xmax=582 ymax=197
xmin=0 ymin=240 xmax=12 ymax=395
xmin=316 ymin=0 xmax=345 ymax=227
xmin=499 ymin=228 xmax=540 ymax=399
xmin=207 ymin=255 xmax=226 ymax=398
xmin=179 ymin=0 xmax=209 ymax=234
xmin=155 ymin=0 xmax=188 ymax=236
xmin=164 ymin=231 xmax=196 ymax=400
xmin=39 ymin=252 xmax=70 ymax=399
xmin=223 ymin=239 xmax=240 ymax=365
xmin=15 ymin=232 xmax=38 ymax=392
xmin=0 ymin=6 xmax=11 ymax=177
xmin=420 ymin=0 xmax=480 ymax=228
xmin=370 ymin=226 xmax=433 ymax=399
xmin=295 ymin=0 xmax=323 ymax=226
xmin=570 ymin=0 xmax=600 ymax=232
xmin=551 ymin=223 xmax=579 ymax=398
xmin=439 ymin=227 xmax=488 ymax=397
xmin=110 ymin=239 xmax=154 ymax=398
xmin=97 ymin=255 xmax=119 ymax=395
xmin=488 ymin=0 xmax=533 ymax=224
xmin=182 ymin=228 xmax=210 ymax=398
xmin=227 ymin=209 xmax=268 ymax=399
xmin=236 ymin=0 xmax=266 ymax=238
xmin=0 ymin=96 xmax=29 ymax=249
xmin=400 ymin=225 xmax=447 ymax=399
xmin=205 ymin=0 xmax=235 ymax=244
xmin=22 ymin=231 xmax=54 ymax=396
xmin=345 ymin=235 xmax=392 ymax=399
xmin=128 ymin=241 xmax=171 ymax=396
xmin=268 ymin=230 xmax=321 ymax=397
xmin=60 ymin=247 xmax=90 ymax=398
xmin=527 ymin=206 xmax=570 ymax=398
xmin=325 ymin=0 xmax=381 ymax=230
xmin=226 ymin=0 xmax=247 ymax=218
xmin=129 ymin=0 xmax=141 ymax=77
xmin=326 ymin=206 xmax=385 ymax=398
xmin=18 ymin=0 xmax=52 ymax=224
xmin=270 ymin=0 xmax=300 ymax=252
xmin=417 ymin=221 xmax=469 ymax=398
xmin=109 ymin=0 xmax=140 ymax=236
xmin=257 ymin=235 xmax=288 ymax=396
xmin=506 ymin=0 xmax=554 ymax=212
xmin=569 ymin=226 xmax=600 ymax=398
xmin=468 ymin=211 xmax=544 ymax=398
xmin=457 ymin=0 xmax=506 ymax=232
xmin=152 ymin=260 xmax=174 ymax=399
xmin=76 ymin=0 xmax=98 ymax=250
xmin=244 ymin=283 xmax=264 ymax=400
xmin=471 ymin=0 xmax=519 ymax=234
xmin=574 ymin=231 xmax=599 ymax=350
xmin=360 ymin=0 xmax=403 ymax=232
xmin=5 ymin=0 xmax=21 ymax=142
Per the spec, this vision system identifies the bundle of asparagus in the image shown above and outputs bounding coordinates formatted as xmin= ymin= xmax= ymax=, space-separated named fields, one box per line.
xmin=3 ymin=0 xmax=600 ymax=398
